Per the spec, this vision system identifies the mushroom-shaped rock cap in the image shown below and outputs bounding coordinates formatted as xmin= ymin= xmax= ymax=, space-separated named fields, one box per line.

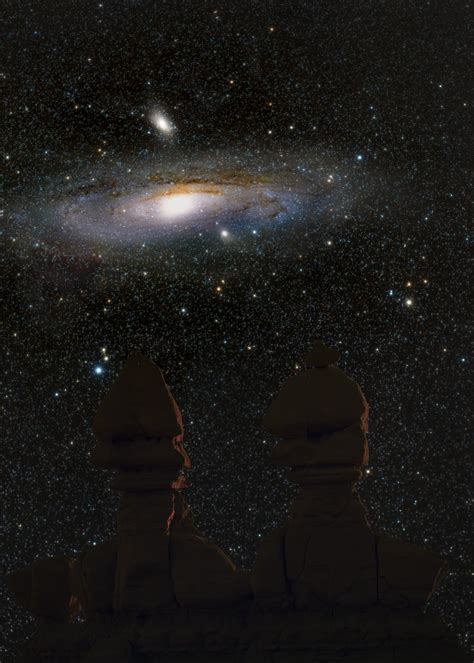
xmin=263 ymin=342 xmax=368 ymax=438
xmin=304 ymin=341 xmax=341 ymax=368
xmin=92 ymin=352 xmax=183 ymax=444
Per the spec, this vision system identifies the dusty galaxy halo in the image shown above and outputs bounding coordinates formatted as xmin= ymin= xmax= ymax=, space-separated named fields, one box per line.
xmin=18 ymin=149 xmax=355 ymax=249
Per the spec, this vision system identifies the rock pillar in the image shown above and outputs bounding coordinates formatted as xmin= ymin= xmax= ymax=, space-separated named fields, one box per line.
xmin=91 ymin=352 xmax=189 ymax=614
xmin=253 ymin=341 xmax=446 ymax=610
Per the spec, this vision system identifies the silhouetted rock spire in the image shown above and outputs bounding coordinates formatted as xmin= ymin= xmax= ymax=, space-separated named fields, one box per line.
xmin=254 ymin=340 xmax=446 ymax=612
xmin=88 ymin=353 xmax=249 ymax=615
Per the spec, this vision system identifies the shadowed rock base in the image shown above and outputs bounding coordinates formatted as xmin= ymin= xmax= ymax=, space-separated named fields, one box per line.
xmin=16 ymin=610 xmax=470 ymax=662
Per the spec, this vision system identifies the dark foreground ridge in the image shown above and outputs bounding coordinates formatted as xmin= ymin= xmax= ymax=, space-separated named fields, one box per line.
xmin=6 ymin=343 xmax=469 ymax=662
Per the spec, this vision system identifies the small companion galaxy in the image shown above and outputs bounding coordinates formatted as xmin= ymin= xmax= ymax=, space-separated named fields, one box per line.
xmin=3 ymin=2 xmax=472 ymax=660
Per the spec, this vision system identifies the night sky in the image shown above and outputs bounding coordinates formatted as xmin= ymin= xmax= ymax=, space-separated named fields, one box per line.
xmin=3 ymin=1 xmax=472 ymax=659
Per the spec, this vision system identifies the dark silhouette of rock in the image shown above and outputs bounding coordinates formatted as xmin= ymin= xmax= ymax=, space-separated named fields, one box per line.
xmin=71 ymin=540 xmax=116 ymax=619
xmin=91 ymin=353 xmax=250 ymax=615
xmin=263 ymin=346 xmax=368 ymax=439
xmin=91 ymin=352 xmax=189 ymax=474
xmin=6 ymin=345 xmax=470 ymax=662
xmin=6 ymin=557 xmax=73 ymax=622
xmin=255 ymin=341 xmax=446 ymax=611
xmin=90 ymin=353 xmax=188 ymax=613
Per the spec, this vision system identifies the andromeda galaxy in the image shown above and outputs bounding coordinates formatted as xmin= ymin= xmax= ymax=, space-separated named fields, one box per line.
xmin=55 ymin=170 xmax=303 ymax=243
xmin=12 ymin=148 xmax=359 ymax=250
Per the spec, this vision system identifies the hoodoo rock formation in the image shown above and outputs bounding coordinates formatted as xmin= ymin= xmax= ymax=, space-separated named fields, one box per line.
xmin=6 ymin=345 xmax=470 ymax=662
xmin=88 ymin=353 xmax=250 ymax=615
xmin=255 ymin=341 xmax=445 ymax=611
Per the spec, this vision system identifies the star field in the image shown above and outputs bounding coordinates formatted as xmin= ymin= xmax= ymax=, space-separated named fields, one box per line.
xmin=3 ymin=2 xmax=473 ymax=660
